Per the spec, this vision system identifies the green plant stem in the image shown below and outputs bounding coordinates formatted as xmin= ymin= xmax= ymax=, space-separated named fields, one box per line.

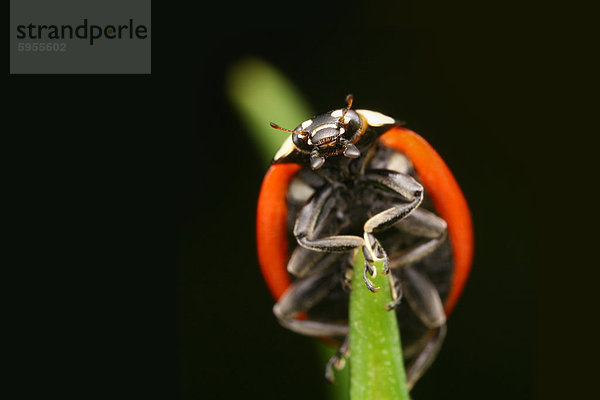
xmin=350 ymin=254 xmax=409 ymax=400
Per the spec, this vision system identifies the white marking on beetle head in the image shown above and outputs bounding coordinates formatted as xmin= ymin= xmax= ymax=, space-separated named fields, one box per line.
xmin=274 ymin=134 xmax=295 ymax=161
xmin=331 ymin=109 xmax=344 ymax=117
xmin=301 ymin=119 xmax=313 ymax=129
xmin=356 ymin=109 xmax=395 ymax=126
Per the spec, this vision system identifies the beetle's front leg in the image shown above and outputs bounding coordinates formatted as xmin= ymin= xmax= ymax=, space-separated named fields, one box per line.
xmin=362 ymin=170 xmax=424 ymax=234
xmin=360 ymin=170 xmax=424 ymax=292
xmin=337 ymin=137 xmax=361 ymax=159
xmin=294 ymin=186 xmax=378 ymax=290
xmin=361 ymin=232 xmax=388 ymax=292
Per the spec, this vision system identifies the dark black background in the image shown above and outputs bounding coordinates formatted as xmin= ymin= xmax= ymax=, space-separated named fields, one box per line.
xmin=9 ymin=1 xmax=596 ymax=399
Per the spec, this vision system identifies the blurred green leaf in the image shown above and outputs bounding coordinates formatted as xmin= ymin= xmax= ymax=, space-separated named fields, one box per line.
xmin=226 ymin=57 xmax=313 ymax=164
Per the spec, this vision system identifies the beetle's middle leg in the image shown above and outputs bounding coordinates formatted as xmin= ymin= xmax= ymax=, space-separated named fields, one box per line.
xmin=325 ymin=335 xmax=350 ymax=383
xmin=389 ymin=207 xmax=448 ymax=270
xmin=273 ymin=268 xmax=349 ymax=337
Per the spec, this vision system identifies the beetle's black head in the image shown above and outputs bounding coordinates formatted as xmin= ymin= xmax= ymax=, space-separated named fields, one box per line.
xmin=270 ymin=94 xmax=365 ymax=170
xmin=270 ymin=95 xmax=400 ymax=172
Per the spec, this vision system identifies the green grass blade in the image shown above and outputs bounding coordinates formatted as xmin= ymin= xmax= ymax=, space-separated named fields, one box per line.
xmin=350 ymin=254 xmax=409 ymax=400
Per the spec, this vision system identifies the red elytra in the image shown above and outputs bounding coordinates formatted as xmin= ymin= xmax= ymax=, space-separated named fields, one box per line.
xmin=256 ymin=163 xmax=302 ymax=300
xmin=256 ymin=127 xmax=473 ymax=315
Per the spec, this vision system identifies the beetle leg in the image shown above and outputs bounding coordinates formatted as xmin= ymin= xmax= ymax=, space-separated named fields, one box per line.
xmin=288 ymin=246 xmax=353 ymax=293
xmin=342 ymin=264 xmax=353 ymax=292
xmin=357 ymin=170 xmax=423 ymax=290
xmin=362 ymin=242 xmax=378 ymax=291
xmin=400 ymin=265 xmax=447 ymax=389
xmin=401 ymin=325 xmax=447 ymax=391
xmin=288 ymin=246 xmax=346 ymax=278
xmin=363 ymin=232 xmax=390 ymax=274
xmin=402 ymin=265 xmax=446 ymax=333
xmin=310 ymin=148 xmax=326 ymax=170
xmin=361 ymin=234 xmax=389 ymax=292
xmin=338 ymin=137 xmax=360 ymax=159
xmin=294 ymin=186 xmax=364 ymax=253
xmin=406 ymin=326 xmax=446 ymax=391
xmin=325 ymin=335 xmax=350 ymax=383
xmin=361 ymin=170 xmax=424 ymax=234
xmin=389 ymin=208 xmax=448 ymax=269
xmin=273 ymin=269 xmax=348 ymax=337
xmin=385 ymin=271 xmax=404 ymax=311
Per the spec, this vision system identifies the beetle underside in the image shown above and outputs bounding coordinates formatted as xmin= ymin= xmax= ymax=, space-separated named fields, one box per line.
xmin=274 ymin=143 xmax=454 ymax=389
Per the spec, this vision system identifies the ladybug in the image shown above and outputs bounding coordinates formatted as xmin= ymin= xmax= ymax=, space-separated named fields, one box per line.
xmin=256 ymin=95 xmax=473 ymax=389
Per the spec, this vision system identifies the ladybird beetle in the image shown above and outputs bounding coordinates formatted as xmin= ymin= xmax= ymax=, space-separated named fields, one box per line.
xmin=256 ymin=95 xmax=473 ymax=389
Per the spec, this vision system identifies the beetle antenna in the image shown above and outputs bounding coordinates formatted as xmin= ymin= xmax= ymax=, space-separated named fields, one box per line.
xmin=339 ymin=94 xmax=354 ymax=125
xmin=270 ymin=122 xmax=305 ymax=135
